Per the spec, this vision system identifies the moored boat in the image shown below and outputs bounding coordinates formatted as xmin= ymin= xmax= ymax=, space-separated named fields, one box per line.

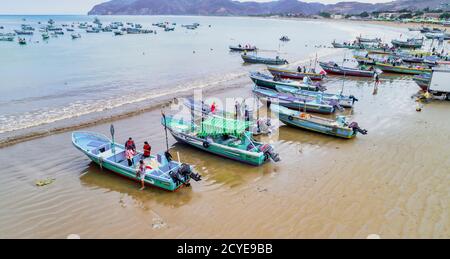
xmin=332 ymin=41 xmax=363 ymax=49
xmin=241 ymin=54 xmax=288 ymax=65
xmin=274 ymin=84 xmax=358 ymax=108
xmin=319 ymin=61 xmax=377 ymax=77
xmin=71 ymin=33 xmax=81 ymax=39
xmin=161 ymin=114 xmax=280 ymax=166
xmin=413 ymin=74 xmax=431 ymax=91
xmin=0 ymin=36 xmax=14 ymax=42
xmin=250 ymin=72 xmax=321 ymax=92
xmin=374 ymin=62 xmax=432 ymax=75
xmin=252 ymin=87 xmax=338 ymax=114
xmin=391 ymin=38 xmax=423 ymax=49
xmin=18 ymin=37 xmax=26 ymax=45
xmin=267 ymin=66 xmax=325 ymax=81
xmin=270 ymin=104 xmax=367 ymax=139
xmin=72 ymin=131 xmax=201 ymax=191
xmin=229 ymin=45 xmax=257 ymax=51
xmin=14 ymin=30 xmax=33 ymax=35
xmin=356 ymin=36 xmax=381 ymax=43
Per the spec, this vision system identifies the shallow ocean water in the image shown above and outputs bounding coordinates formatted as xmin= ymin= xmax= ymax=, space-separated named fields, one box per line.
xmin=0 ymin=16 xmax=448 ymax=238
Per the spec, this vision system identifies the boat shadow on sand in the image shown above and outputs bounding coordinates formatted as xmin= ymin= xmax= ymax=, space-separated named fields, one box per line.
xmin=167 ymin=143 xmax=280 ymax=189
xmin=79 ymin=162 xmax=195 ymax=208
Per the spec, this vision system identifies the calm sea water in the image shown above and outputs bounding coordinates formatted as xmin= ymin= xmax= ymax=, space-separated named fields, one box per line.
xmin=0 ymin=15 xmax=408 ymax=143
xmin=1 ymin=16 xmax=449 ymax=239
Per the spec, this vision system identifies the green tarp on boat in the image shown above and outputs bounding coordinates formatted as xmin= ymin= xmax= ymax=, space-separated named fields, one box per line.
xmin=198 ymin=117 xmax=250 ymax=137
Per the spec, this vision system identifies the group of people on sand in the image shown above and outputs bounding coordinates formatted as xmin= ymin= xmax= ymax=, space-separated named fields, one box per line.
xmin=124 ymin=137 xmax=152 ymax=190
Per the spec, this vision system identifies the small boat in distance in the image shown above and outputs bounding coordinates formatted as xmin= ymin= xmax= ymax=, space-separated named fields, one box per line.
xmin=0 ymin=36 xmax=14 ymax=42
xmin=280 ymin=36 xmax=290 ymax=41
xmin=270 ymin=104 xmax=367 ymax=139
xmin=229 ymin=45 xmax=257 ymax=52
xmin=72 ymin=131 xmax=201 ymax=191
xmin=18 ymin=37 xmax=27 ymax=45
xmin=241 ymin=54 xmax=288 ymax=65
xmin=319 ymin=61 xmax=377 ymax=77
xmin=356 ymin=36 xmax=381 ymax=43
xmin=71 ymin=33 xmax=81 ymax=39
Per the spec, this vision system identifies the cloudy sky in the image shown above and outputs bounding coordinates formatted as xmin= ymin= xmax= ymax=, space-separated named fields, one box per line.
xmin=0 ymin=0 xmax=393 ymax=15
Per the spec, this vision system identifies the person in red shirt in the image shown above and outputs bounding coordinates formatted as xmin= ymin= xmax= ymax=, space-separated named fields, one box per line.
xmin=143 ymin=141 xmax=151 ymax=158
xmin=210 ymin=102 xmax=216 ymax=114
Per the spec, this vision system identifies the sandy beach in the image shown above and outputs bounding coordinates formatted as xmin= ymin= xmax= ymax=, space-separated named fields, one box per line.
xmin=0 ymin=17 xmax=448 ymax=239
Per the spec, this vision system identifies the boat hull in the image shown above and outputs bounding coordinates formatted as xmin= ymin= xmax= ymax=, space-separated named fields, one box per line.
xmin=241 ymin=55 xmax=288 ymax=65
xmin=267 ymin=66 xmax=325 ymax=81
xmin=73 ymin=144 xmax=181 ymax=191
xmin=169 ymin=130 xmax=267 ymax=166
xmin=278 ymin=113 xmax=356 ymax=139
xmin=250 ymin=74 xmax=319 ymax=92
xmin=319 ymin=62 xmax=375 ymax=77
xmin=375 ymin=63 xmax=432 ymax=75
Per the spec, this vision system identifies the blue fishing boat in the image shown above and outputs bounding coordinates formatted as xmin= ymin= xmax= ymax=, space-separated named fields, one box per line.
xmin=270 ymin=104 xmax=367 ymax=139
xmin=252 ymin=87 xmax=338 ymax=114
xmin=249 ymin=72 xmax=321 ymax=92
xmin=0 ymin=36 xmax=14 ymax=42
xmin=319 ymin=61 xmax=377 ymax=77
xmin=14 ymin=30 xmax=33 ymax=35
xmin=72 ymin=131 xmax=201 ymax=191
xmin=241 ymin=54 xmax=288 ymax=65
xmin=274 ymin=84 xmax=358 ymax=108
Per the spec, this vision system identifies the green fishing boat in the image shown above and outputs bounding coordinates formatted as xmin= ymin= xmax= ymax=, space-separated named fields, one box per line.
xmin=374 ymin=62 xmax=432 ymax=75
xmin=161 ymin=114 xmax=280 ymax=166
xmin=42 ymin=32 xmax=49 ymax=40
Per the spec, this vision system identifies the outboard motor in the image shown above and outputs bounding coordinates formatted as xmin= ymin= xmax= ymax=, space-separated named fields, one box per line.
xmin=315 ymin=82 xmax=327 ymax=92
xmin=349 ymin=95 xmax=359 ymax=104
xmin=170 ymin=163 xmax=202 ymax=187
xmin=329 ymin=99 xmax=345 ymax=112
xmin=349 ymin=122 xmax=368 ymax=135
xmin=259 ymin=144 xmax=281 ymax=162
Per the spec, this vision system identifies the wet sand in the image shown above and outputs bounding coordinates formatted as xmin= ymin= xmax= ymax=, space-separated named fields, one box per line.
xmin=0 ymin=21 xmax=449 ymax=239
xmin=0 ymin=73 xmax=449 ymax=238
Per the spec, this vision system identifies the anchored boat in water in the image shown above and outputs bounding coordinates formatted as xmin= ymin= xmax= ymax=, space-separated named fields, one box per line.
xmin=250 ymin=72 xmax=322 ymax=92
xmin=72 ymin=131 xmax=201 ymax=191
xmin=161 ymin=114 xmax=280 ymax=166
xmin=374 ymin=62 xmax=432 ymax=75
xmin=267 ymin=66 xmax=325 ymax=81
xmin=270 ymin=104 xmax=367 ymax=139
xmin=252 ymin=87 xmax=339 ymax=114
xmin=319 ymin=61 xmax=377 ymax=77
xmin=229 ymin=45 xmax=257 ymax=52
xmin=274 ymin=84 xmax=358 ymax=108
xmin=241 ymin=54 xmax=288 ymax=65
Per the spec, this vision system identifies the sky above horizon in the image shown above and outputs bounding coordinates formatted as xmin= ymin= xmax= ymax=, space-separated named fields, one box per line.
xmin=0 ymin=0 xmax=394 ymax=15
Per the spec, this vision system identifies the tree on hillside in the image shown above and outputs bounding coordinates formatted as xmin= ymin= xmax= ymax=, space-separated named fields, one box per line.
xmin=440 ymin=12 xmax=450 ymax=19
xmin=360 ymin=12 xmax=369 ymax=18
xmin=319 ymin=12 xmax=331 ymax=18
